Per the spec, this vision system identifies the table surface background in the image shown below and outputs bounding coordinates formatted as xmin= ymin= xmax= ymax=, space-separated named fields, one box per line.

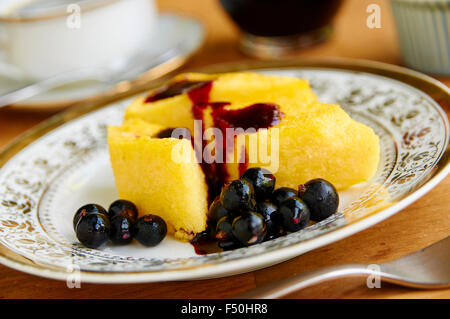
xmin=0 ymin=0 xmax=449 ymax=299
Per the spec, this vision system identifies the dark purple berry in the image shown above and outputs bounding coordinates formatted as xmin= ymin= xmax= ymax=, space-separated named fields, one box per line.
xmin=75 ymin=212 xmax=110 ymax=249
xmin=73 ymin=204 xmax=107 ymax=231
xmin=270 ymin=187 xmax=297 ymax=206
xmin=274 ymin=197 xmax=310 ymax=232
xmin=134 ymin=214 xmax=167 ymax=247
xmin=208 ymin=196 xmax=230 ymax=230
xmin=231 ymin=211 xmax=266 ymax=246
xmin=109 ymin=215 xmax=135 ymax=245
xmin=255 ymin=202 xmax=282 ymax=240
xmin=241 ymin=167 xmax=276 ymax=201
xmin=215 ymin=215 xmax=234 ymax=242
xmin=108 ymin=199 xmax=138 ymax=221
xmin=298 ymin=179 xmax=339 ymax=222
xmin=220 ymin=179 xmax=256 ymax=212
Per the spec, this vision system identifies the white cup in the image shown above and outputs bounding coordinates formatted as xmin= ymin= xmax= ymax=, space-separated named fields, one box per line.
xmin=0 ymin=0 xmax=157 ymax=80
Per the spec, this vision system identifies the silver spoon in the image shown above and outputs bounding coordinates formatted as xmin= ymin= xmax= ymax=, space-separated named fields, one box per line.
xmin=236 ymin=236 xmax=450 ymax=298
xmin=0 ymin=45 xmax=181 ymax=108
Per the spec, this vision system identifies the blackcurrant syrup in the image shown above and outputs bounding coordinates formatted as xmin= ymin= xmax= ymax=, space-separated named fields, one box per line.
xmin=145 ymin=79 xmax=283 ymax=254
xmin=213 ymin=103 xmax=283 ymax=131
xmin=189 ymin=231 xmax=221 ymax=255
xmin=145 ymin=80 xmax=210 ymax=103
xmin=148 ymin=79 xmax=283 ymax=201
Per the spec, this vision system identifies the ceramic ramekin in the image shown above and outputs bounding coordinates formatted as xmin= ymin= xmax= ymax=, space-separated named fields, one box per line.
xmin=391 ymin=0 xmax=450 ymax=75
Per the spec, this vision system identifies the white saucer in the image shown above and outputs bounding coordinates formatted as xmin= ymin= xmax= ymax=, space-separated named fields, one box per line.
xmin=0 ymin=13 xmax=205 ymax=111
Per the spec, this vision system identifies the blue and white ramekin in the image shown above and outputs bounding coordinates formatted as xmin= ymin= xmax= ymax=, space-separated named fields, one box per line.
xmin=390 ymin=0 xmax=450 ymax=75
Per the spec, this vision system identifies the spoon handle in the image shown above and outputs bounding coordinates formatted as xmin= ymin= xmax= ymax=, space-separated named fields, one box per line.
xmin=0 ymin=68 xmax=109 ymax=108
xmin=234 ymin=264 xmax=374 ymax=299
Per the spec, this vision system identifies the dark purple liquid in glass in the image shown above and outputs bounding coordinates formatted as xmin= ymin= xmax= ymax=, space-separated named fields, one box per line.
xmin=219 ymin=0 xmax=342 ymax=37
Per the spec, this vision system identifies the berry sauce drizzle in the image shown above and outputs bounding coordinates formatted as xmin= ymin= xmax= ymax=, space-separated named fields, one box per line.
xmin=212 ymin=103 xmax=283 ymax=180
xmin=190 ymin=230 xmax=220 ymax=255
xmin=194 ymin=98 xmax=282 ymax=200
xmin=187 ymin=81 xmax=213 ymax=104
xmin=193 ymin=101 xmax=232 ymax=200
xmin=145 ymin=80 xmax=211 ymax=103
xmin=151 ymin=79 xmax=284 ymax=203
xmin=145 ymin=79 xmax=284 ymax=254
xmin=213 ymin=103 xmax=283 ymax=131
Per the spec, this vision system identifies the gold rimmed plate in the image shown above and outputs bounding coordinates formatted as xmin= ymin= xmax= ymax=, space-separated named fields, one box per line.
xmin=0 ymin=58 xmax=448 ymax=283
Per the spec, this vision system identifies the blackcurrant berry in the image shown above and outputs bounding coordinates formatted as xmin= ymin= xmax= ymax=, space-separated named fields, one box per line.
xmin=108 ymin=199 xmax=138 ymax=221
xmin=231 ymin=211 xmax=266 ymax=246
xmin=73 ymin=203 xmax=107 ymax=231
xmin=270 ymin=187 xmax=297 ymax=206
xmin=134 ymin=214 xmax=167 ymax=247
xmin=109 ymin=214 xmax=135 ymax=245
xmin=220 ymin=179 xmax=256 ymax=212
xmin=75 ymin=212 xmax=110 ymax=249
xmin=274 ymin=197 xmax=310 ymax=232
xmin=298 ymin=179 xmax=339 ymax=222
xmin=241 ymin=167 xmax=276 ymax=201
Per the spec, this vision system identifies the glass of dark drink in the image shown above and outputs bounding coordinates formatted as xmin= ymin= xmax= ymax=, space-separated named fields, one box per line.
xmin=218 ymin=0 xmax=343 ymax=58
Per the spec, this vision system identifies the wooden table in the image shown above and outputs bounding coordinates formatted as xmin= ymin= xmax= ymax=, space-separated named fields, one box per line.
xmin=0 ymin=0 xmax=449 ymax=299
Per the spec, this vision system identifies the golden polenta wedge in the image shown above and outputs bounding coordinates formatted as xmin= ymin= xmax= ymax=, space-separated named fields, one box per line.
xmin=107 ymin=121 xmax=208 ymax=241
xmin=226 ymin=102 xmax=380 ymax=190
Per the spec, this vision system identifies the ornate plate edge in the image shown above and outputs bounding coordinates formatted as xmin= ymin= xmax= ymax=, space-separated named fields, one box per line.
xmin=0 ymin=57 xmax=449 ymax=283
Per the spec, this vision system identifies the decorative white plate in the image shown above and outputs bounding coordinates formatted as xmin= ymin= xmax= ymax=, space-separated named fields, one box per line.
xmin=0 ymin=59 xmax=449 ymax=283
xmin=0 ymin=13 xmax=204 ymax=111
